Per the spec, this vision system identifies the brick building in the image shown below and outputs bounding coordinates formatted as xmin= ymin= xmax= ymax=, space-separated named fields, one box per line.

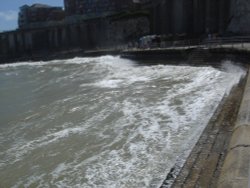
xmin=64 ymin=0 xmax=135 ymax=17
xmin=18 ymin=4 xmax=65 ymax=29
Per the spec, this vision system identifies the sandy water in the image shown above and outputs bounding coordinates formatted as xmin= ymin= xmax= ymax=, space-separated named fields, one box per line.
xmin=0 ymin=56 xmax=246 ymax=188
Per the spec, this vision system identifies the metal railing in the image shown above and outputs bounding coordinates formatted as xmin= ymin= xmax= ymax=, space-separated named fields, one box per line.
xmin=141 ymin=36 xmax=250 ymax=51
xmin=85 ymin=36 xmax=250 ymax=53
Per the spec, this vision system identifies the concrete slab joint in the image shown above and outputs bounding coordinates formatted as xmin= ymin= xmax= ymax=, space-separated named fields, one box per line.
xmin=229 ymin=125 xmax=250 ymax=149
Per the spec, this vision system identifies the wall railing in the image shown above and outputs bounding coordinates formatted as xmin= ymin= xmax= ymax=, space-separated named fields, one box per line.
xmin=142 ymin=36 xmax=250 ymax=51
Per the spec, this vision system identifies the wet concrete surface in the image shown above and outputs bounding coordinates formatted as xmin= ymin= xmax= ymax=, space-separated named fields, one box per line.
xmin=161 ymin=68 xmax=248 ymax=188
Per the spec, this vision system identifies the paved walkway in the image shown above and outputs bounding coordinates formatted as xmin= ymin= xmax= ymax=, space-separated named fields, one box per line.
xmin=218 ymin=68 xmax=250 ymax=188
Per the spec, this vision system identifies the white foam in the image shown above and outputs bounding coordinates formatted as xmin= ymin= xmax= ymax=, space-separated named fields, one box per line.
xmin=0 ymin=61 xmax=50 ymax=68
xmin=94 ymin=79 xmax=124 ymax=88
xmin=69 ymin=106 xmax=82 ymax=113
xmin=0 ymin=125 xmax=88 ymax=167
xmin=0 ymin=55 xmax=125 ymax=69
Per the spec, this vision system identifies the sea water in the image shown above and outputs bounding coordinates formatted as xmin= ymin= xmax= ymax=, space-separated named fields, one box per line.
xmin=0 ymin=56 xmax=246 ymax=188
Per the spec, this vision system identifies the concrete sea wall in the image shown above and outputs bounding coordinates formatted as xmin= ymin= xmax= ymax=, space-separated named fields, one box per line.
xmin=0 ymin=16 xmax=149 ymax=64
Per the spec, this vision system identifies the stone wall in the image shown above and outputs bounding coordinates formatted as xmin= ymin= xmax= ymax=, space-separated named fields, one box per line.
xmin=0 ymin=16 xmax=150 ymax=63
xmin=151 ymin=0 xmax=231 ymax=36
xmin=106 ymin=17 xmax=150 ymax=46
xmin=227 ymin=0 xmax=250 ymax=34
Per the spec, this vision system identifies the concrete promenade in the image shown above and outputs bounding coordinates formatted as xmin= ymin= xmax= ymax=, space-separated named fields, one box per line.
xmin=218 ymin=68 xmax=250 ymax=188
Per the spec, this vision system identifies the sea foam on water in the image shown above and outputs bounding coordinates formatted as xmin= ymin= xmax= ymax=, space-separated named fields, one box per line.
xmin=0 ymin=56 xmax=246 ymax=188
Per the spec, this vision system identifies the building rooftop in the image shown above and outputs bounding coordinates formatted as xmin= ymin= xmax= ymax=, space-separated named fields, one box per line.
xmin=31 ymin=4 xmax=52 ymax=8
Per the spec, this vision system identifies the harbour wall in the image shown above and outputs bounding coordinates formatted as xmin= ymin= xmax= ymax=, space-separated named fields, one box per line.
xmin=121 ymin=47 xmax=250 ymax=66
xmin=0 ymin=16 xmax=149 ymax=64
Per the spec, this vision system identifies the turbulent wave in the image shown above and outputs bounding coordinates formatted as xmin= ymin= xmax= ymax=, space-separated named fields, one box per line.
xmin=0 ymin=56 xmax=246 ymax=188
